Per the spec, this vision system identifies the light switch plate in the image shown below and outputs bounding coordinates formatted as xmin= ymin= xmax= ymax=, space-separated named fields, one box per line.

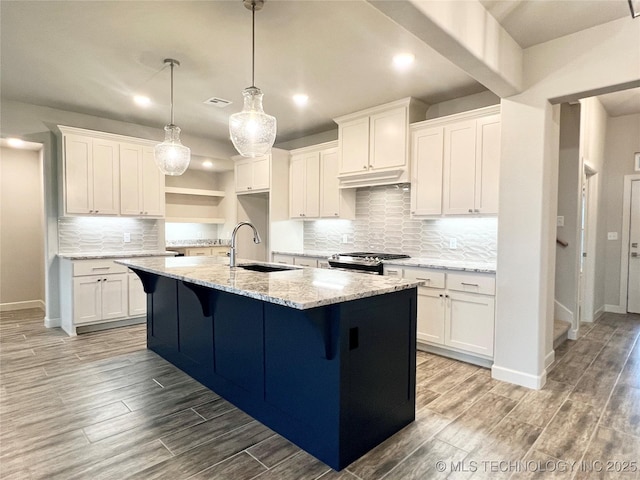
xmin=342 ymin=234 xmax=349 ymax=244
xmin=123 ymin=232 xmax=131 ymax=243
xmin=607 ymin=232 xmax=618 ymax=240
xmin=449 ymin=238 xmax=457 ymax=249
xmin=557 ymin=216 xmax=564 ymax=227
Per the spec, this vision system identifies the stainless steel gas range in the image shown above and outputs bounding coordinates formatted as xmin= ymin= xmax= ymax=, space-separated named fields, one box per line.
xmin=327 ymin=252 xmax=410 ymax=275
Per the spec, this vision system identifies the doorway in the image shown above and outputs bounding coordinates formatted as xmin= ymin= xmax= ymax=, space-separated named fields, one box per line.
xmin=0 ymin=142 xmax=46 ymax=313
xmin=578 ymin=164 xmax=597 ymax=323
xmin=627 ymin=179 xmax=640 ymax=313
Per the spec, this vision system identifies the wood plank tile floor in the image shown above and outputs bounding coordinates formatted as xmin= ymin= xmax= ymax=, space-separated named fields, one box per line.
xmin=1 ymin=308 xmax=639 ymax=479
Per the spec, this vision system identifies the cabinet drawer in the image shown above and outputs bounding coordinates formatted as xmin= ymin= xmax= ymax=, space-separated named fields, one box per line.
xmin=73 ymin=260 xmax=128 ymax=277
xmin=186 ymin=247 xmax=212 ymax=256
xmin=294 ymin=257 xmax=318 ymax=268
xmin=383 ymin=266 xmax=402 ymax=277
xmin=402 ymin=267 xmax=445 ymax=289
xmin=447 ymin=272 xmax=495 ymax=295
xmin=273 ymin=254 xmax=295 ymax=265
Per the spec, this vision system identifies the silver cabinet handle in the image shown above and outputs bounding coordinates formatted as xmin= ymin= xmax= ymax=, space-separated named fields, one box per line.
xmin=363 ymin=165 xmax=367 ymax=169
xmin=386 ymin=269 xmax=399 ymax=274
xmin=461 ymin=282 xmax=479 ymax=287
xmin=468 ymin=209 xmax=473 ymax=213
xmin=632 ymin=252 xmax=639 ymax=258
xmin=416 ymin=277 xmax=431 ymax=282
xmin=474 ymin=209 xmax=480 ymax=213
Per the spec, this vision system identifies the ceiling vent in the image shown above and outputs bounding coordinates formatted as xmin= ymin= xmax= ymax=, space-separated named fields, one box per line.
xmin=204 ymin=97 xmax=232 ymax=108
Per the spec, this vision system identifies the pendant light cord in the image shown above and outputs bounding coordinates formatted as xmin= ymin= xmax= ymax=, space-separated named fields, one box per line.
xmin=251 ymin=2 xmax=256 ymax=88
xmin=170 ymin=60 xmax=175 ymax=126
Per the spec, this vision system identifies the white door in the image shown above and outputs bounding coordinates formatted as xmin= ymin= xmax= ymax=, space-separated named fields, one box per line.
xmin=73 ymin=275 xmax=102 ymax=324
xmin=416 ymin=288 xmax=446 ymax=345
xmin=628 ymin=180 xmax=640 ymax=313
xmin=411 ymin=126 xmax=444 ymax=216
xmin=119 ymin=143 xmax=143 ymax=215
xmin=339 ymin=117 xmax=370 ymax=174
xmin=91 ymin=139 xmax=120 ymax=214
xmin=320 ymin=148 xmax=340 ymax=217
xmin=128 ymin=273 xmax=147 ymax=317
xmin=141 ymin=146 xmax=165 ymax=216
xmin=370 ymin=107 xmax=407 ymax=171
xmin=443 ymin=120 xmax=476 ymax=215
xmin=101 ymin=273 xmax=128 ymax=320
xmin=446 ymin=291 xmax=495 ymax=356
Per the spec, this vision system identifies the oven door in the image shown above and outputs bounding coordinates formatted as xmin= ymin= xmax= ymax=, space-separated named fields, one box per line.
xmin=327 ymin=260 xmax=382 ymax=275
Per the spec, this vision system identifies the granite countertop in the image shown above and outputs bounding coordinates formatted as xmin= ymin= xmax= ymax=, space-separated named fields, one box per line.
xmin=58 ymin=251 xmax=178 ymax=260
xmin=383 ymin=257 xmax=496 ymax=274
xmin=166 ymin=240 xmax=230 ymax=249
xmin=117 ymin=256 xmax=421 ymax=310
xmin=272 ymin=250 xmax=333 ymax=259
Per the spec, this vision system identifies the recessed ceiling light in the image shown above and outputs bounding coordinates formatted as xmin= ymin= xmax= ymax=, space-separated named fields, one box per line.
xmin=392 ymin=53 xmax=415 ymax=71
xmin=202 ymin=160 xmax=213 ymax=168
xmin=133 ymin=95 xmax=151 ymax=107
xmin=293 ymin=94 xmax=309 ymax=107
xmin=7 ymin=138 xmax=25 ymax=148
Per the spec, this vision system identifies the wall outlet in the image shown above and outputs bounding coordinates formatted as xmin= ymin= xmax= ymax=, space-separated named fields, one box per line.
xmin=607 ymin=232 xmax=618 ymax=240
xmin=123 ymin=232 xmax=131 ymax=243
xmin=449 ymin=238 xmax=457 ymax=249
xmin=557 ymin=216 xmax=564 ymax=227
xmin=342 ymin=234 xmax=349 ymax=244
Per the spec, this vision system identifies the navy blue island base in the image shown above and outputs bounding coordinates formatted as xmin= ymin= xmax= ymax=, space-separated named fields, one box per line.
xmin=132 ymin=270 xmax=417 ymax=471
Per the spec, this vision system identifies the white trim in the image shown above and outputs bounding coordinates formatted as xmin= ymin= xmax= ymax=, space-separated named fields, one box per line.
xmin=416 ymin=342 xmax=493 ymax=368
xmin=554 ymin=300 xmax=574 ymax=324
xmin=491 ymin=364 xmax=547 ymax=390
xmin=545 ymin=350 xmax=555 ymax=369
xmin=57 ymin=125 xmax=157 ymax=147
xmin=568 ymin=327 xmax=578 ymax=340
xmin=605 ymin=304 xmax=626 ymax=314
xmin=619 ymin=175 xmax=640 ymax=312
xmin=594 ymin=306 xmax=605 ymax=321
xmin=44 ymin=316 xmax=61 ymax=328
xmin=0 ymin=300 xmax=45 ymax=312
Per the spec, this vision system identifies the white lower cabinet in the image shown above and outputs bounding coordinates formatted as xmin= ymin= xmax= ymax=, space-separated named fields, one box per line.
xmin=60 ymin=258 xmax=149 ymax=335
xmin=272 ymin=253 xmax=330 ymax=268
xmin=128 ymin=272 xmax=147 ymax=317
xmin=384 ymin=265 xmax=495 ymax=360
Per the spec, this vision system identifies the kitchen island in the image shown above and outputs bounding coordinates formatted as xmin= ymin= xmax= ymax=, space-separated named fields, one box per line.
xmin=117 ymin=256 xmax=420 ymax=470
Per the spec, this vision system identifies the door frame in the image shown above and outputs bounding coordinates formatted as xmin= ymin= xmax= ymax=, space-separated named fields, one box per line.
xmin=577 ymin=162 xmax=598 ymax=324
xmin=618 ymin=174 xmax=640 ymax=313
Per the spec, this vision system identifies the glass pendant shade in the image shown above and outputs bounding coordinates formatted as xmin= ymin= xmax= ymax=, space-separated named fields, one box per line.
xmin=229 ymin=86 xmax=276 ymax=158
xmin=154 ymin=124 xmax=191 ymax=176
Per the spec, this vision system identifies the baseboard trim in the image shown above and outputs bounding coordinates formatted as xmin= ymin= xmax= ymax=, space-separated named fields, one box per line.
xmin=44 ymin=316 xmax=61 ymax=328
xmin=0 ymin=300 xmax=45 ymax=312
xmin=554 ymin=300 xmax=574 ymax=324
xmin=545 ymin=350 xmax=555 ymax=369
xmin=417 ymin=342 xmax=493 ymax=368
xmin=568 ymin=328 xmax=578 ymax=340
xmin=491 ymin=364 xmax=546 ymax=390
xmin=604 ymin=304 xmax=626 ymax=314
xmin=594 ymin=306 xmax=605 ymax=321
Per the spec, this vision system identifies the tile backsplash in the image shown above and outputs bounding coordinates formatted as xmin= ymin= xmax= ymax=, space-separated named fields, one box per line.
xmin=304 ymin=185 xmax=497 ymax=262
xmin=58 ymin=217 xmax=161 ymax=253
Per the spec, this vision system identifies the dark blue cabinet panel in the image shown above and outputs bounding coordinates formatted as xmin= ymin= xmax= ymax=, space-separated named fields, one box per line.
xmin=148 ymin=276 xmax=178 ymax=357
xmin=213 ymin=293 xmax=264 ymax=396
xmin=177 ymin=282 xmax=215 ymax=381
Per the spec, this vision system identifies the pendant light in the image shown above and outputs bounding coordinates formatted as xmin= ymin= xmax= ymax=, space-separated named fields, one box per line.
xmin=229 ymin=0 xmax=276 ymax=158
xmin=154 ymin=58 xmax=191 ymax=175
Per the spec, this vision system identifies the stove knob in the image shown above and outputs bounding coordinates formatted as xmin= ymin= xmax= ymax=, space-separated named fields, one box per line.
xmin=374 ymin=257 xmax=380 ymax=262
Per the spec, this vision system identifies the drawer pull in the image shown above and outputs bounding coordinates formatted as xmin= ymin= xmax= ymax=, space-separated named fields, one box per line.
xmin=92 ymin=266 xmax=111 ymax=270
xmin=461 ymin=282 xmax=479 ymax=287
xmin=387 ymin=269 xmax=399 ymax=274
xmin=416 ymin=277 xmax=431 ymax=282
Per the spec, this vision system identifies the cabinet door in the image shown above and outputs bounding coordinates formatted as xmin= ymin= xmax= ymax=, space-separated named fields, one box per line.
xmin=303 ymin=153 xmax=320 ymax=218
xmin=119 ymin=143 xmax=143 ymax=215
xmin=446 ymin=291 xmax=495 ymax=356
xmin=289 ymin=156 xmax=305 ymax=218
xmin=64 ymin=135 xmax=93 ymax=214
xmin=475 ymin=115 xmax=500 ymax=214
xmin=443 ymin=121 xmax=476 ymax=215
xmin=370 ymin=107 xmax=407 ymax=171
xmin=128 ymin=272 xmax=147 ymax=317
xmin=293 ymin=257 xmax=318 ymax=268
xmin=141 ymin=147 xmax=165 ymax=216
xmin=252 ymin=156 xmax=271 ymax=191
xmin=73 ymin=275 xmax=102 ymax=324
xmin=416 ymin=287 xmax=446 ymax=345
xmin=339 ymin=117 xmax=369 ymax=174
xmin=235 ymin=159 xmax=253 ymax=192
xmin=411 ymin=126 xmax=444 ymax=216
xmin=185 ymin=247 xmax=212 ymax=256
xmin=91 ymin=138 xmax=120 ymax=214
xmin=320 ymin=148 xmax=340 ymax=217
xmin=101 ymin=273 xmax=128 ymax=321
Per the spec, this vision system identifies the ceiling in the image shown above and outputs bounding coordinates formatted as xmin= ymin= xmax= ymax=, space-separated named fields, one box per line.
xmin=1 ymin=0 xmax=637 ymax=167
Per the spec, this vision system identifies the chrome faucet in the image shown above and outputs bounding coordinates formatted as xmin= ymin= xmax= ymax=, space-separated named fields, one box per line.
xmin=230 ymin=221 xmax=262 ymax=268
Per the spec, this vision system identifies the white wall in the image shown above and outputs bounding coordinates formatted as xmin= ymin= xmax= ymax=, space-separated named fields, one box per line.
xmin=0 ymin=146 xmax=45 ymax=309
xmin=603 ymin=113 xmax=640 ymax=308
xmin=555 ymin=104 xmax=581 ymax=325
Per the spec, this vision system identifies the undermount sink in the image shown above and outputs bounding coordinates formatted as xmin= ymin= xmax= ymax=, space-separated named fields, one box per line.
xmin=238 ymin=263 xmax=300 ymax=273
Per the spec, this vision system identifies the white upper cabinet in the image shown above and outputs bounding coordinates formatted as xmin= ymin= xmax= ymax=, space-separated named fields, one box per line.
xmin=410 ymin=105 xmax=501 ymax=217
xmin=64 ymin=134 xmax=120 ymax=215
xmin=235 ymin=155 xmax=271 ymax=193
xmin=120 ymin=143 xmax=165 ymax=217
xmin=289 ymin=142 xmax=355 ymax=220
xmin=335 ymin=98 xmax=428 ymax=188
xmin=59 ymin=126 xmax=164 ymax=218
xmin=290 ymin=151 xmax=320 ymax=218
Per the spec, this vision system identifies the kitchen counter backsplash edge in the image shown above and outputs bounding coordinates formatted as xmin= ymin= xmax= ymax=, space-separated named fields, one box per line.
xmin=272 ymin=251 xmax=496 ymax=274
xmin=58 ymin=251 xmax=178 ymax=260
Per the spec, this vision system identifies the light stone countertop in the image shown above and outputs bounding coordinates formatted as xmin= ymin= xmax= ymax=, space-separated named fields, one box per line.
xmin=58 ymin=251 xmax=178 ymax=260
xmin=117 ymin=256 xmax=421 ymax=310
xmin=271 ymin=250 xmax=333 ymax=259
xmin=383 ymin=257 xmax=496 ymax=274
